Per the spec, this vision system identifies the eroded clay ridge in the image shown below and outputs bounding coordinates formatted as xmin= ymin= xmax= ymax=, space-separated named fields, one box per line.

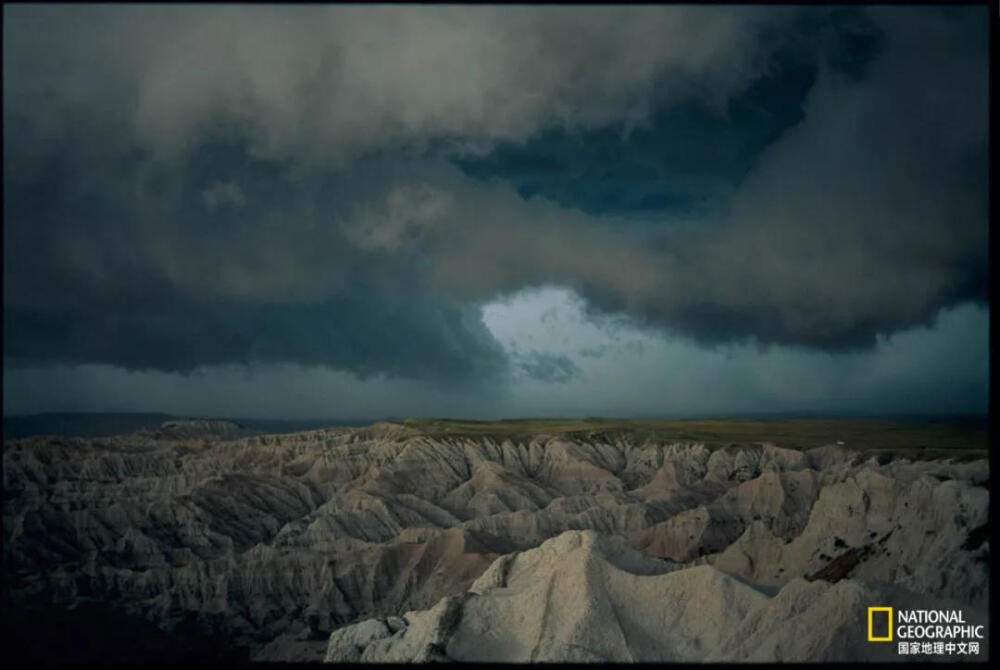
xmin=2 ymin=420 xmax=988 ymax=661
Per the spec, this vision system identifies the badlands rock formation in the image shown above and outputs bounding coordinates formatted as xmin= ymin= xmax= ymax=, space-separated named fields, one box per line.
xmin=2 ymin=420 xmax=989 ymax=662
xmin=325 ymin=530 xmax=987 ymax=663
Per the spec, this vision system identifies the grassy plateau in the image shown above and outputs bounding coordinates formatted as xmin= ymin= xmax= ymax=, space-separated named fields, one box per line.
xmin=398 ymin=416 xmax=988 ymax=461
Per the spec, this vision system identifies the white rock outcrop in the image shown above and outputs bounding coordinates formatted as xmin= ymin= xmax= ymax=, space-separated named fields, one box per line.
xmin=325 ymin=530 xmax=989 ymax=662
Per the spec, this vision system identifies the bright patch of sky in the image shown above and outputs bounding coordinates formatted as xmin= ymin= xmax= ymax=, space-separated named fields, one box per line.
xmin=3 ymin=291 xmax=986 ymax=419
xmin=481 ymin=286 xmax=988 ymax=417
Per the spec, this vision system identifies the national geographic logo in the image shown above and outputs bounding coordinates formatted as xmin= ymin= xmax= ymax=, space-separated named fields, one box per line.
xmin=867 ymin=606 xmax=985 ymax=657
xmin=868 ymin=607 xmax=893 ymax=642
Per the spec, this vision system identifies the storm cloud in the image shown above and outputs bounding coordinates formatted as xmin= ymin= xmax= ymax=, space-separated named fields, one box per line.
xmin=2 ymin=5 xmax=988 ymax=407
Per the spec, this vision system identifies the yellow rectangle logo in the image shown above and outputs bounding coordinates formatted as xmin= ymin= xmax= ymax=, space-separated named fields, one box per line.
xmin=868 ymin=606 xmax=893 ymax=642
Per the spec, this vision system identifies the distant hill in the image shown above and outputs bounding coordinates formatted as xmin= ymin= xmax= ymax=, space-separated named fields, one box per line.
xmin=2 ymin=412 xmax=174 ymax=439
xmin=1 ymin=412 xmax=368 ymax=439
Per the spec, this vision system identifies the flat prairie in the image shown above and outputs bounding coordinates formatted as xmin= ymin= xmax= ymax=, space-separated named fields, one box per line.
xmin=402 ymin=416 xmax=987 ymax=459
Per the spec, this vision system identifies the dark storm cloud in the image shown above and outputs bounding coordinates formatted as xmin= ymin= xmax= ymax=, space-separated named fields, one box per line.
xmin=454 ymin=18 xmax=824 ymax=218
xmin=421 ymin=7 xmax=988 ymax=351
xmin=455 ymin=9 xmax=886 ymax=220
xmin=2 ymin=4 xmax=786 ymax=381
xmin=4 ymin=298 xmax=505 ymax=381
xmin=2 ymin=133 xmax=508 ymax=380
xmin=2 ymin=5 xmax=988 ymax=385
xmin=4 ymin=5 xmax=774 ymax=165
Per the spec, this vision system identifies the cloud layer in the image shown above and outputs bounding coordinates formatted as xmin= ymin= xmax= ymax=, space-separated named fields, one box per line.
xmin=3 ymin=5 xmax=988 ymax=396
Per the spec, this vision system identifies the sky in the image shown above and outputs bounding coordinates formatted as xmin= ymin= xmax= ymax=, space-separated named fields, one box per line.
xmin=2 ymin=5 xmax=990 ymax=419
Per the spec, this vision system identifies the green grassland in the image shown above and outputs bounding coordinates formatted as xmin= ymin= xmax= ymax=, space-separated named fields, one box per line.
xmin=400 ymin=416 xmax=988 ymax=460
